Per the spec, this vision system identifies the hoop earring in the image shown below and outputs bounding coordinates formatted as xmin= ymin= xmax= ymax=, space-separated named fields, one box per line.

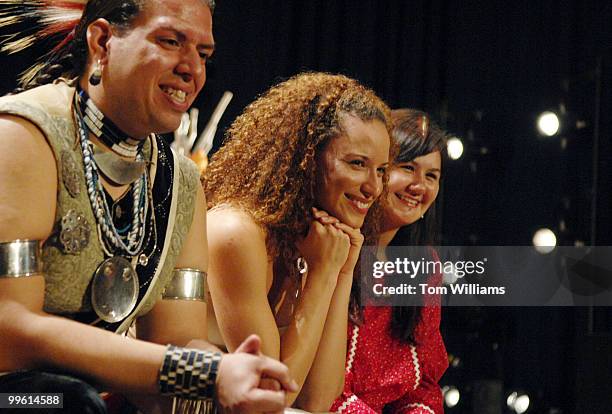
xmin=88 ymin=60 xmax=102 ymax=86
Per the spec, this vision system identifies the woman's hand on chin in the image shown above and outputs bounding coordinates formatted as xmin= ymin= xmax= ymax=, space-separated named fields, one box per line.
xmin=311 ymin=207 xmax=364 ymax=278
xmin=296 ymin=209 xmax=350 ymax=279
xmin=331 ymin=221 xmax=363 ymax=277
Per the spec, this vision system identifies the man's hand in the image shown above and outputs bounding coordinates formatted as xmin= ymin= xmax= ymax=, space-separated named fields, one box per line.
xmin=216 ymin=335 xmax=298 ymax=414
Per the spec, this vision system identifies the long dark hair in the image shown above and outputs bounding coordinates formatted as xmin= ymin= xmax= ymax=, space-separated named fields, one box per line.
xmin=13 ymin=0 xmax=144 ymax=90
xmin=351 ymin=108 xmax=448 ymax=344
xmin=7 ymin=0 xmax=215 ymax=90
xmin=389 ymin=109 xmax=448 ymax=344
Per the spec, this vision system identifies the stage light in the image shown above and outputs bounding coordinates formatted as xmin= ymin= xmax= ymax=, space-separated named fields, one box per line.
xmin=442 ymin=385 xmax=460 ymax=408
xmin=507 ymin=391 xmax=530 ymax=413
xmin=536 ymin=111 xmax=560 ymax=136
xmin=515 ymin=395 xmax=530 ymax=413
xmin=448 ymin=353 xmax=461 ymax=368
xmin=532 ymin=228 xmax=557 ymax=254
xmin=447 ymin=137 xmax=464 ymax=160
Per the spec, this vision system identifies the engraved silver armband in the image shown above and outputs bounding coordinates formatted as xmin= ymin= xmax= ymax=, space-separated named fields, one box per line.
xmin=162 ymin=268 xmax=207 ymax=301
xmin=0 ymin=240 xmax=42 ymax=278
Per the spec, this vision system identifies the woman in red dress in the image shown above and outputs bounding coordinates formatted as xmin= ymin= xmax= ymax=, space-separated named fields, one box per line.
xmin=331 ymin=109 xmax=449 ymax=414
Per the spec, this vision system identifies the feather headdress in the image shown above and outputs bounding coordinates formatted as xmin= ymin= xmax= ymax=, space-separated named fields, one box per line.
xmin=0 ymin=0 xmax=87 ymax=86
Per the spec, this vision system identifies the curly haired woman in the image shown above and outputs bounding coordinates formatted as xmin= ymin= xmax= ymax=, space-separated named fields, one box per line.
xmin=203 ymin=72 xmax=391 ymax=411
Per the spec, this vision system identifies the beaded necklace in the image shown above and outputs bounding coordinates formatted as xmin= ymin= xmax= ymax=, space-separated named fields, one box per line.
xmin=77 ymin=88 xmax=144 ymax=158
xmin=73 ymin=93 xmax=149 ymax=257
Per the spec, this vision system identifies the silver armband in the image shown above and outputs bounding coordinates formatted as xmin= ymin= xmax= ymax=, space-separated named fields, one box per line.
xmin=0 ymin=240 xmax=42 ymax=278
xmin=162 ymin=268 xmax=207 ymax=301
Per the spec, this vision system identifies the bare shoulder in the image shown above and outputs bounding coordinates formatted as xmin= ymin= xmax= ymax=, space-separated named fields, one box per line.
xmin=206 ymin=207 xmax=278 ymax=354
xmin=206 ymin=205 xmax=270 ymax=288
xmin=0 ymin=115 xmax=55 ymax=164
xmin=207 ymin=206 xmax=267 ymax=252
xmin=0 ymin=115 xmax=57 ymax=241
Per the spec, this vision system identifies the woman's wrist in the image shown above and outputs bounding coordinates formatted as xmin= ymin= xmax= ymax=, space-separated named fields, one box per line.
xmin=337 ymin=269 xmax=356 ymax=283
xmin=303 ymin=264 xmax=341 ymax=291
xmin=305 ymin=259 xmax=343 ymax=276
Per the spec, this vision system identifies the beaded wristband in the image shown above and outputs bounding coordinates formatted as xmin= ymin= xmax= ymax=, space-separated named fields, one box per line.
xmin=159 ymin=345 xmax=222 ymax=400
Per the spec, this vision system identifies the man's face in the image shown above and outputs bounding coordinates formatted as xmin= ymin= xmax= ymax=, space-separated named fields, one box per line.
xmin=99 ymin=0 xmax=214 ymax=138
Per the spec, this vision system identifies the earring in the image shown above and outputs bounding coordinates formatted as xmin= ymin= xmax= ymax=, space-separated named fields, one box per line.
xmin=88 ymin=60 xmax=102 ymax=86
xmin=421 ymin=214 xmax=425 ymax=219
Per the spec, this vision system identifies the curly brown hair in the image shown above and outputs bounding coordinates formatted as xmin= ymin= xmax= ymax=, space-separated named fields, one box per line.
xmin=204 ymin=72 xmax=391 ymax=279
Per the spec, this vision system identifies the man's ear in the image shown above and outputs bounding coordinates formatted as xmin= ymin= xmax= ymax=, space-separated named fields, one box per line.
xmin=85 ymin=18 xmax=113 ymax=65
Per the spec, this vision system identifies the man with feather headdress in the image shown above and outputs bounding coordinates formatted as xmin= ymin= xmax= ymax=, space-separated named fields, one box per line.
xmin=0 ymin=1 xmax=297 ymax=412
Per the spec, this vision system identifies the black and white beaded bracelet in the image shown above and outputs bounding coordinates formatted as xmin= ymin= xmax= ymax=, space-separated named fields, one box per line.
xmin=159 ymin=345 xmax=222 ymax=400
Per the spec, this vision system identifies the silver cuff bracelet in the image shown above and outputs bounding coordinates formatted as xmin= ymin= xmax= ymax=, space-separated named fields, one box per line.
xmin=0 ymin=239 xmax=42 ymax=278
xmin=162 ymin=268 xmax=207 ymax=301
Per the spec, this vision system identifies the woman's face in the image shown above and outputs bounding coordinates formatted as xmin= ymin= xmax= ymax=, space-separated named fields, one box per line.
xmin=384 ymin=151 xmax=442 ymax=229
xmin=315 ymin=114 xmax=390 ymax=228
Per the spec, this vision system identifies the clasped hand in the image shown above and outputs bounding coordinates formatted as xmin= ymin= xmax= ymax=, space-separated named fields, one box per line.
xmin=215 ymin=335 xmax=298 ymax=414
xmin=297 ymin=207 xmax=364 ymax=279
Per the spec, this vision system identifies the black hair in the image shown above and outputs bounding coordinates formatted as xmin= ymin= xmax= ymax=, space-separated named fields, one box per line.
xmin=18 ymin=0 xmax=215 ymax=91
xmin=348 ymin=108 xmax=447 ymax=345
xmin=388 ymin=108 xmax=448 ymax=344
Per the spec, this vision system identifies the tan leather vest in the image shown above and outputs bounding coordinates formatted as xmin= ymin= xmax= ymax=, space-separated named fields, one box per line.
xmin=0 ymin=81 xmax=199 ymax=333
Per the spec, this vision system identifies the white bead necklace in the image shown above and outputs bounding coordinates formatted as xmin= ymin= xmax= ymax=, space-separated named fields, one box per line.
xmin=75 ymin=108 xmax=149 ymax=257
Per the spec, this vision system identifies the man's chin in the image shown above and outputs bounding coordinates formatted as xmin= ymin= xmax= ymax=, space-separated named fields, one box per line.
xmin=153 ymin=117 xmax=184 ymax=136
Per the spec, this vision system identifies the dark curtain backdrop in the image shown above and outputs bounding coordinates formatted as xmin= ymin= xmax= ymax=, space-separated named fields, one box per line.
xmin=1 ymin=1 xmax=611 ymax=412
xmin=194 ymin=0 xmax=612 ymax=247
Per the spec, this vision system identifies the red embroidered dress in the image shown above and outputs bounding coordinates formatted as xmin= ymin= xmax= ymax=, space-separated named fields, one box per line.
xmin=331 ymin=302 xmax=448 ymax=413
